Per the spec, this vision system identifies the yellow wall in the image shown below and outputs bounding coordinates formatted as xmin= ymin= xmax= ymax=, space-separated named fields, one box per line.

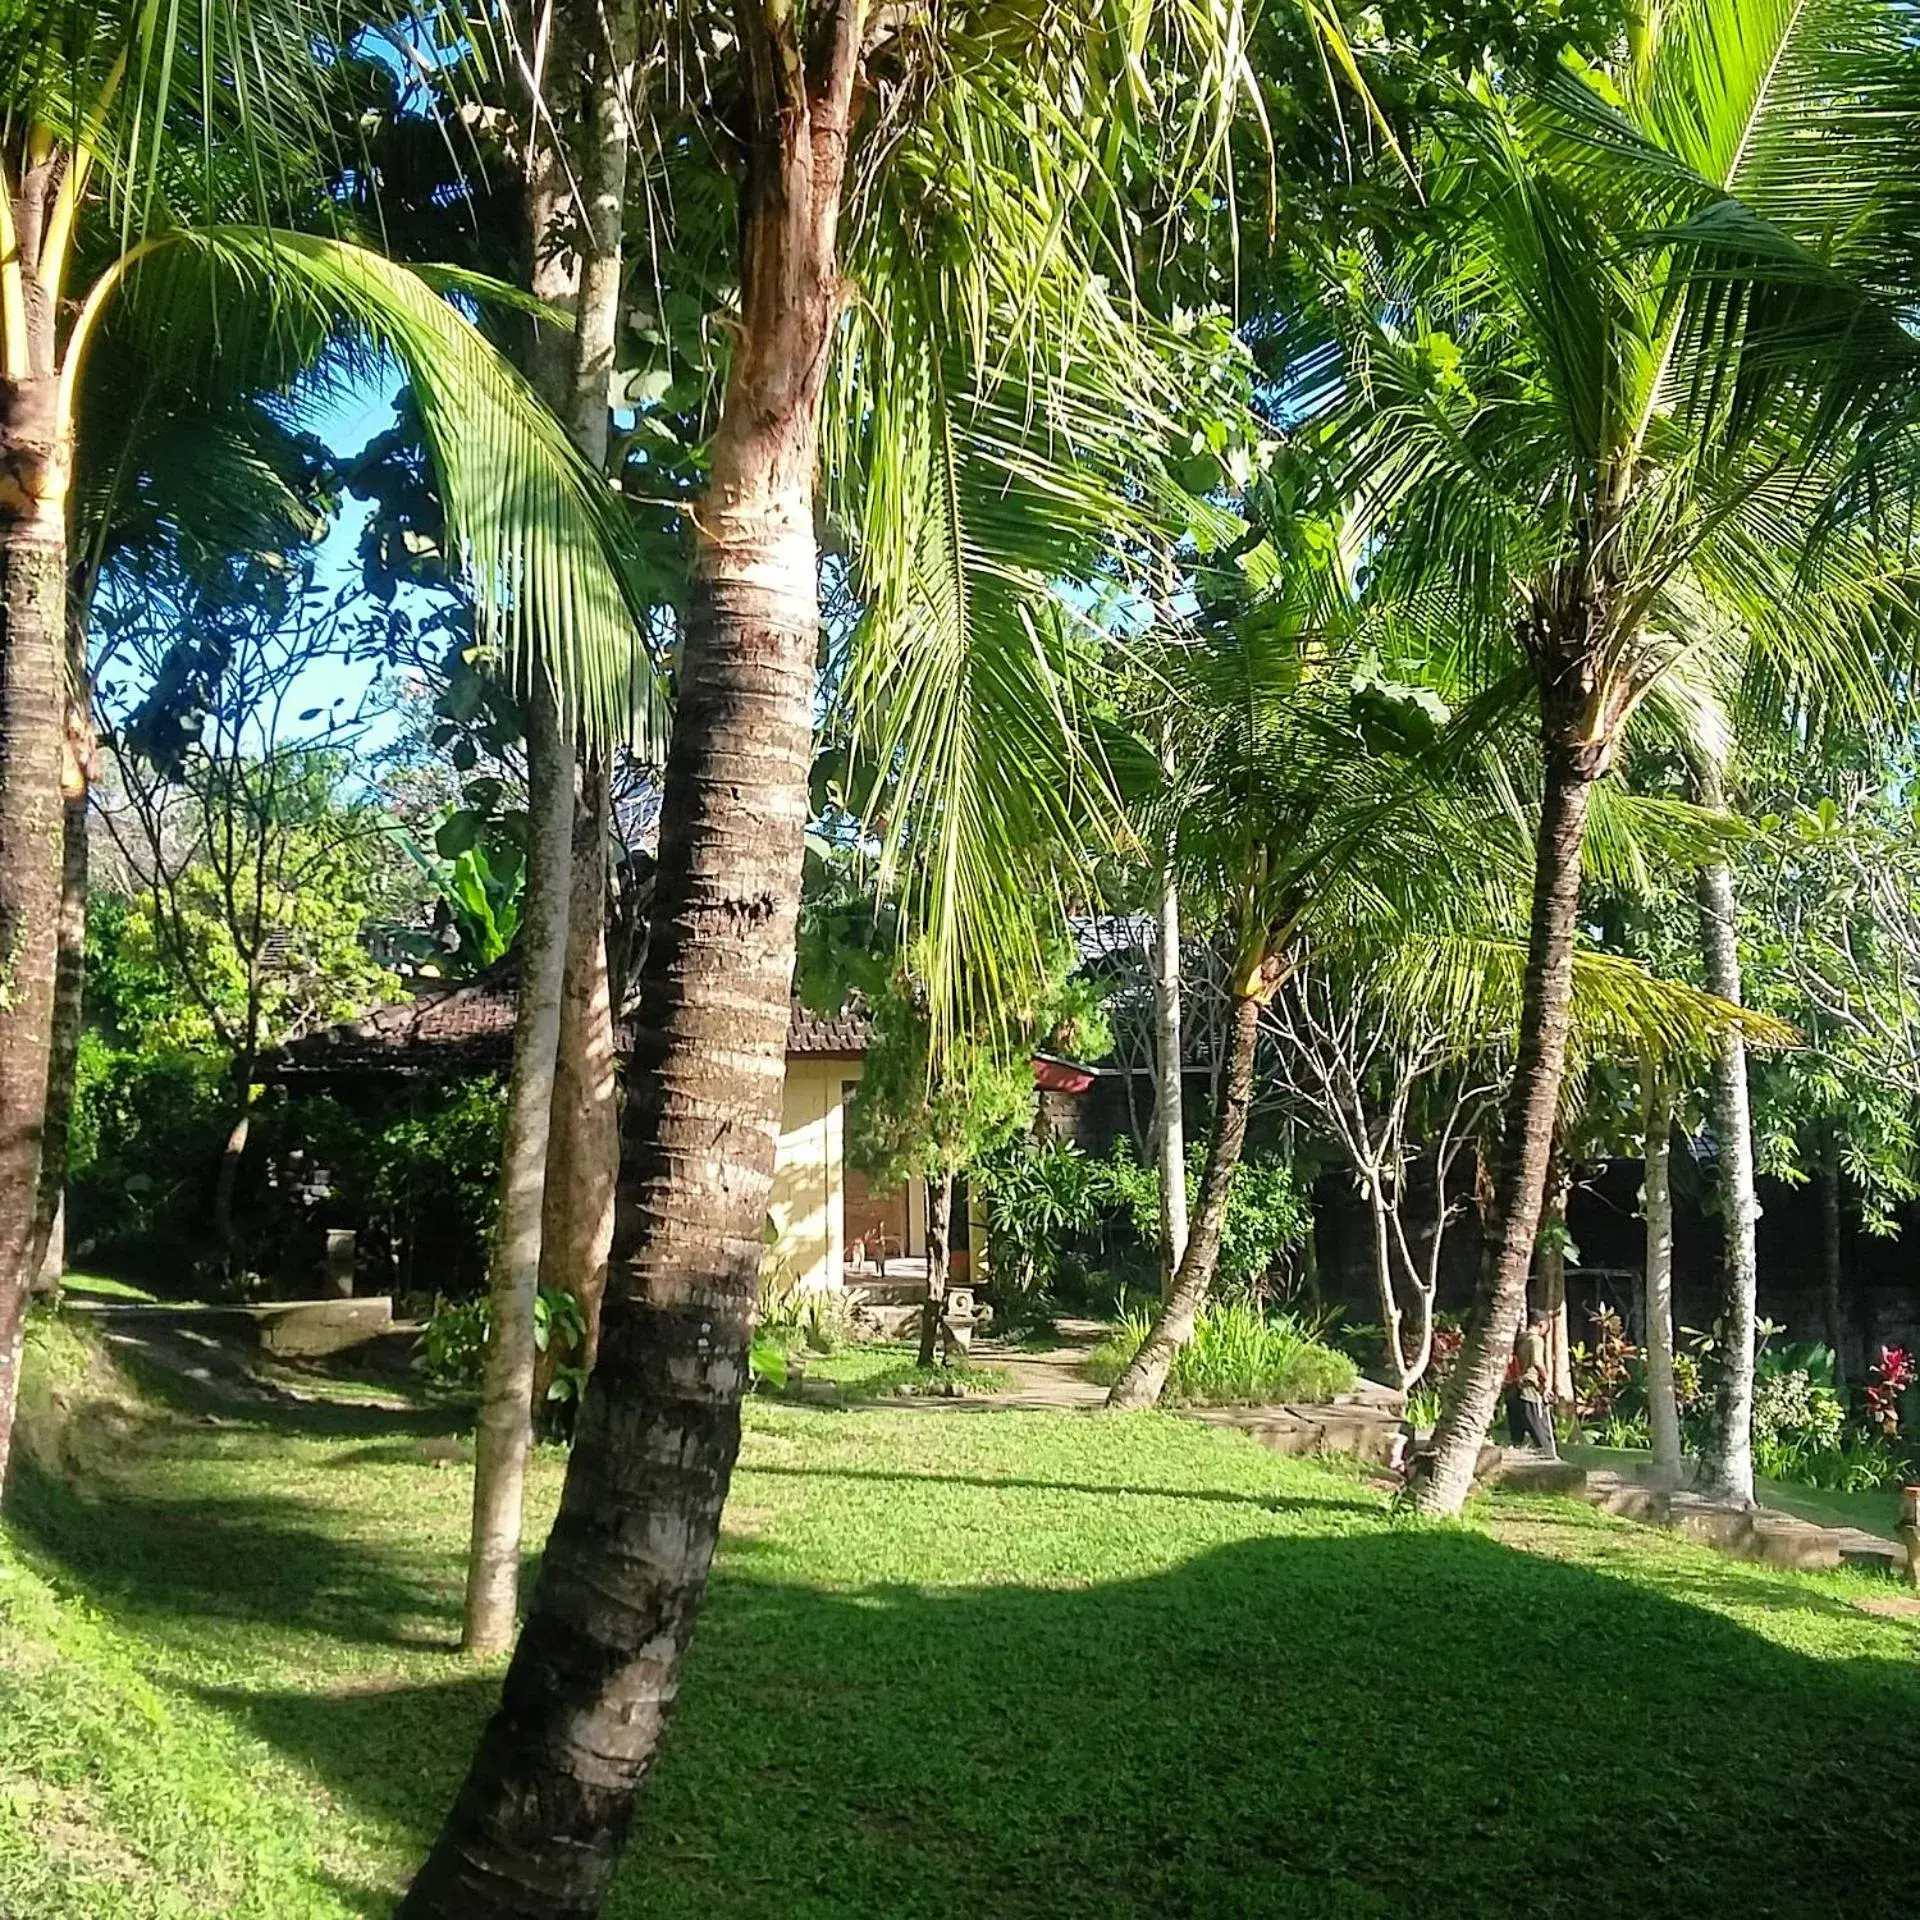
xmin=763 ymin=1058 xmax=856 ymax=1294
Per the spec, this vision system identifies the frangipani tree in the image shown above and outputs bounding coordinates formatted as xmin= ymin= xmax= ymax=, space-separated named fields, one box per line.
xmin=0 ymin=0 xmax=654 ymax=1487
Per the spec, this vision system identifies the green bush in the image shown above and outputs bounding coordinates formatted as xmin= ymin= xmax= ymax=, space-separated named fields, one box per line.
xmin=68 ymin=1032 xmax=231 ymax=1273
xmin=1082 ymin=1298 xmax=1357 ymax=1406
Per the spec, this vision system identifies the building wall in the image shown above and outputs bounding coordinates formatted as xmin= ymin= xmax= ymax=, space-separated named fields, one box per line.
xmin=764 ymin=1057 xmax=857 ymax=1294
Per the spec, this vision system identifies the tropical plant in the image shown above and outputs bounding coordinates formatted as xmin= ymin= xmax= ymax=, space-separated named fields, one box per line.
xmin=397 ymin=7 xmax=1301 ymax=1908
xmin=1346 ymin=0 xmax=1916 ymax=1514
xmin=0 ymin=0 xmax=655 ymax=1489
xmin=1085 ymin=1297 xmax=1357 ymax=1406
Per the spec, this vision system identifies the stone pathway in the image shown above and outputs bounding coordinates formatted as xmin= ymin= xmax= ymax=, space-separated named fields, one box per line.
xmin=1490 ymin=1451 xmax=1912 ymax=1580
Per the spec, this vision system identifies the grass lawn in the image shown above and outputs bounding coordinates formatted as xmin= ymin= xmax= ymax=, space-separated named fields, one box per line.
xmin=5 ymin=1314 xmax=1920 ymax=1918
xmin=1565 ymin=1441 xmax=1907 ymax=1540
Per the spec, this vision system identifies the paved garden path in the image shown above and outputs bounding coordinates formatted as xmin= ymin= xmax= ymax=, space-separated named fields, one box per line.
xmin=966 ymin=1319 xmax=1110 ymax=1411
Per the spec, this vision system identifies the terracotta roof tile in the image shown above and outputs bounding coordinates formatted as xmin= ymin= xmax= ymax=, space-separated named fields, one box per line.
xmin=264 ymin=972 xmax=869 ymax=1082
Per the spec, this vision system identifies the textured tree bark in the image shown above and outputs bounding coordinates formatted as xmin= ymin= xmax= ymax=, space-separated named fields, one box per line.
xmin=400 ymin=7 xmax=859 ymax=1906
xmin=0 ymin=355 xmax=67 ymax=1487
xmin=1819 ymin=1152 xmax=1846 ymax=1392
xmin=1152 ymin=861 xmax=1188 ymax=1298
xmin=464 ymin=675 xmax=575 ymax=1652
xmin=1642 ymin=1075 xmax=1684 ymax=1484
xmin=1107 ymin=988 xmax=1262 ymax=1410
xmin=27 ymin=773 xmax=87 ymax=1294
xmin=1408 ymin=734 xmax=1597 ymax=1516
xmin=918 ymin=1172 xmax=952 ymax=1367
xmin=1694 ymin=789 xmax=1758 ymax=1507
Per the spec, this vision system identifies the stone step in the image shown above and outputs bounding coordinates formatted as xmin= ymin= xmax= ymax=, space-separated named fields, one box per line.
xmin=1193 ymin=1401 xmax=1407 ymax=1469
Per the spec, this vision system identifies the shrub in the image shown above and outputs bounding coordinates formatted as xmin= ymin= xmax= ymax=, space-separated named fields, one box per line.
xmin=1751 ymin=1368 xmax=1846 ymax=1453
xmin=1082 ymin=1298 xmax=1357 ymax=1406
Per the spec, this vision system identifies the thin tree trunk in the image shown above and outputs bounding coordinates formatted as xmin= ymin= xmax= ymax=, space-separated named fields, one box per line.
xmin=1538 ymin=1160 xmax=1574 ymax=1410
xmin=1152 ymin=860 xmax=1188 ymax=1297
xmin=1642 ymin=1074 xmax=1683 ymax=1483
xmin=1107 ymin=988 xmax=1261 ymax=1410
xmin=919 ymin=1172 xmax=952 ymax=1367
xmin=27 ymin=770 xmax=87 ymax=1293
xmin=1819 ymin=1150 xmax=1846 ymax=1392
xmin=529 ymin=0 xmax=632 ymax=1415
xmin=211 ymin=1067 xmax=256 ymax=1262
xmin=1694 ymin=767 xmax=1758 ymax=1508
xmin=1408 ymin=736 xmax=1597 ymax=1516
xmin=401 ymin=10 xmax=859 ymax=1907
xmin=537 ymin=760 xmax=619 ymax=1405
xmin=1368 ymin=1190 xmax=1410 ymax=1390
xmin=464 ymin=676 xmax=574 ymax=1652
xmin=0 ymin=348 xmax=69 ymax=1485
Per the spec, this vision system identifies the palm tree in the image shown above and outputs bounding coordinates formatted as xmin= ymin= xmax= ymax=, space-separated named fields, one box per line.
xmin=1341 ymin=0 xmax=1912 ymax=1515
xmin=0 ymin=0 xmax=652 ymax=1489
xmin=396 ymin=3 xmax=1290 ymax=1908
xmin=461 ymin=0 xmax=643 ymax=1657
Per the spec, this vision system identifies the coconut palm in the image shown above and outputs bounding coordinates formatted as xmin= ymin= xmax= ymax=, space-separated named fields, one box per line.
xmin=1338 ymin=0 xmax=1916 ymax=1515
xmin=392 ymin=2 xmax=1329 ymax=1908
xmin=1102 ymin=561 xmax=1782 ymax=1411
xmin=0 ymin=0 xmax=655 ymax=1489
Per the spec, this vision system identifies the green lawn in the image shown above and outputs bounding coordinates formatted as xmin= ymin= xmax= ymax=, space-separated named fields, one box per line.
xmin=5 ymin=1315 xmax=1920 ymax=1918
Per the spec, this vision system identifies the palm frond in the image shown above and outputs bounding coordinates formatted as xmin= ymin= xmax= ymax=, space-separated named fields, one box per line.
xmin=86 ymin=227 xmax=664 ymax=748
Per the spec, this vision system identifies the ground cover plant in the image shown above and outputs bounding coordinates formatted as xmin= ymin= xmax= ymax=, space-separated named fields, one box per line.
xmin=7 ymin=1317 xmax=1920 ymax=1917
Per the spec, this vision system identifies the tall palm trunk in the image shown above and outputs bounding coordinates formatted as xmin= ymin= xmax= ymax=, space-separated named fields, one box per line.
xmin=1642 ymin=1074 xmax=1683 ymax=1483
xmin=1694 ymin=785 xmax=1758 ymax=1506
xmin=465 ymin=0 xmax=633 ymax=1630
xmin=27 ymin=772 xmax=87 ymax=1294
xmin=401 ymin=10 xmax=861 ymax=1909
xmin=1408 ymin=733 xmax=1598 ymax=1515
xmin=1107 ymin=986 xmax=1262 ymax=1409
xmin=1538 ymin=1156 xmax=1574 ymax=1409
xmin=538 ymin=759 xmax=619 ymax=1398
xmin=918 ymin=1172 xmax=953 ymax=1367
xmin=0 ymin=159 xmax=69 ymax=1482
xmin=532 ymin=0 xmax=632 ymax=1411
xmin=1152 ymin=860 xmax=1188 ymax=1295
xmin=1819 ymin=1150 xmax=1845 ymax=1392
xmin=465 ymin=676 xmax=575 ymax=1650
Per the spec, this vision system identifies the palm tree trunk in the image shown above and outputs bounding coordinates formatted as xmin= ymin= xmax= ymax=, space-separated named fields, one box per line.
xmin=1694 ymin=770 xmax=1758 ymax=1507
xmin=27 ymin=776 xmax=87 ymax=1294
xmin=1408 ymin=736 xmax=1597 ymax=1516
xmin=400 ymin=11 xmax=860 ymax=1909
xmin=1819 ymin=1150 xmax=1846 ymax=1392
xmin=464 ymin=676 xmax=574 ymax=1652
xmin=1152 ymin=860 xmax=1188 ymax=1297
xmin=1642 ymin=1074 xmax=1683 ymax=1483
xmin=919 ymin=1172 xmax=952 ymax=1367
xmin=1538 ymin=1159 xmax=1574 ymax=1410
xmin=1107 ymin=988 xmax=1261 ymax=1410
xmin=0 ymin=358 xmax=69 ymax=1487
xmin=536 ymin=759 xmax=619 ymax=1406
xmin=529 ymin=0 xmax=632 ymax=1416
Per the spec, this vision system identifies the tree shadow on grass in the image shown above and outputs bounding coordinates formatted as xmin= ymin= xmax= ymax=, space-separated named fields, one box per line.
xmin=741 ymin=1460 xmax=1380 ymax=1516
xmin=6 ymin=1457 xmax=457 ymax=1653
xmin=205 ymin=1527 xmax=1920 ymax=1920
xmin=96 ymin=1328 xmax=468 ymax=1441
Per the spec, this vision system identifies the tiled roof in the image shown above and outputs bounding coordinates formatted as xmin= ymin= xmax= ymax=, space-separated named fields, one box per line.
xmin=785 ymin=1000 xmax=873 ymax=1056
xmin=263 ymin=969 xmax=870 ymax=1082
